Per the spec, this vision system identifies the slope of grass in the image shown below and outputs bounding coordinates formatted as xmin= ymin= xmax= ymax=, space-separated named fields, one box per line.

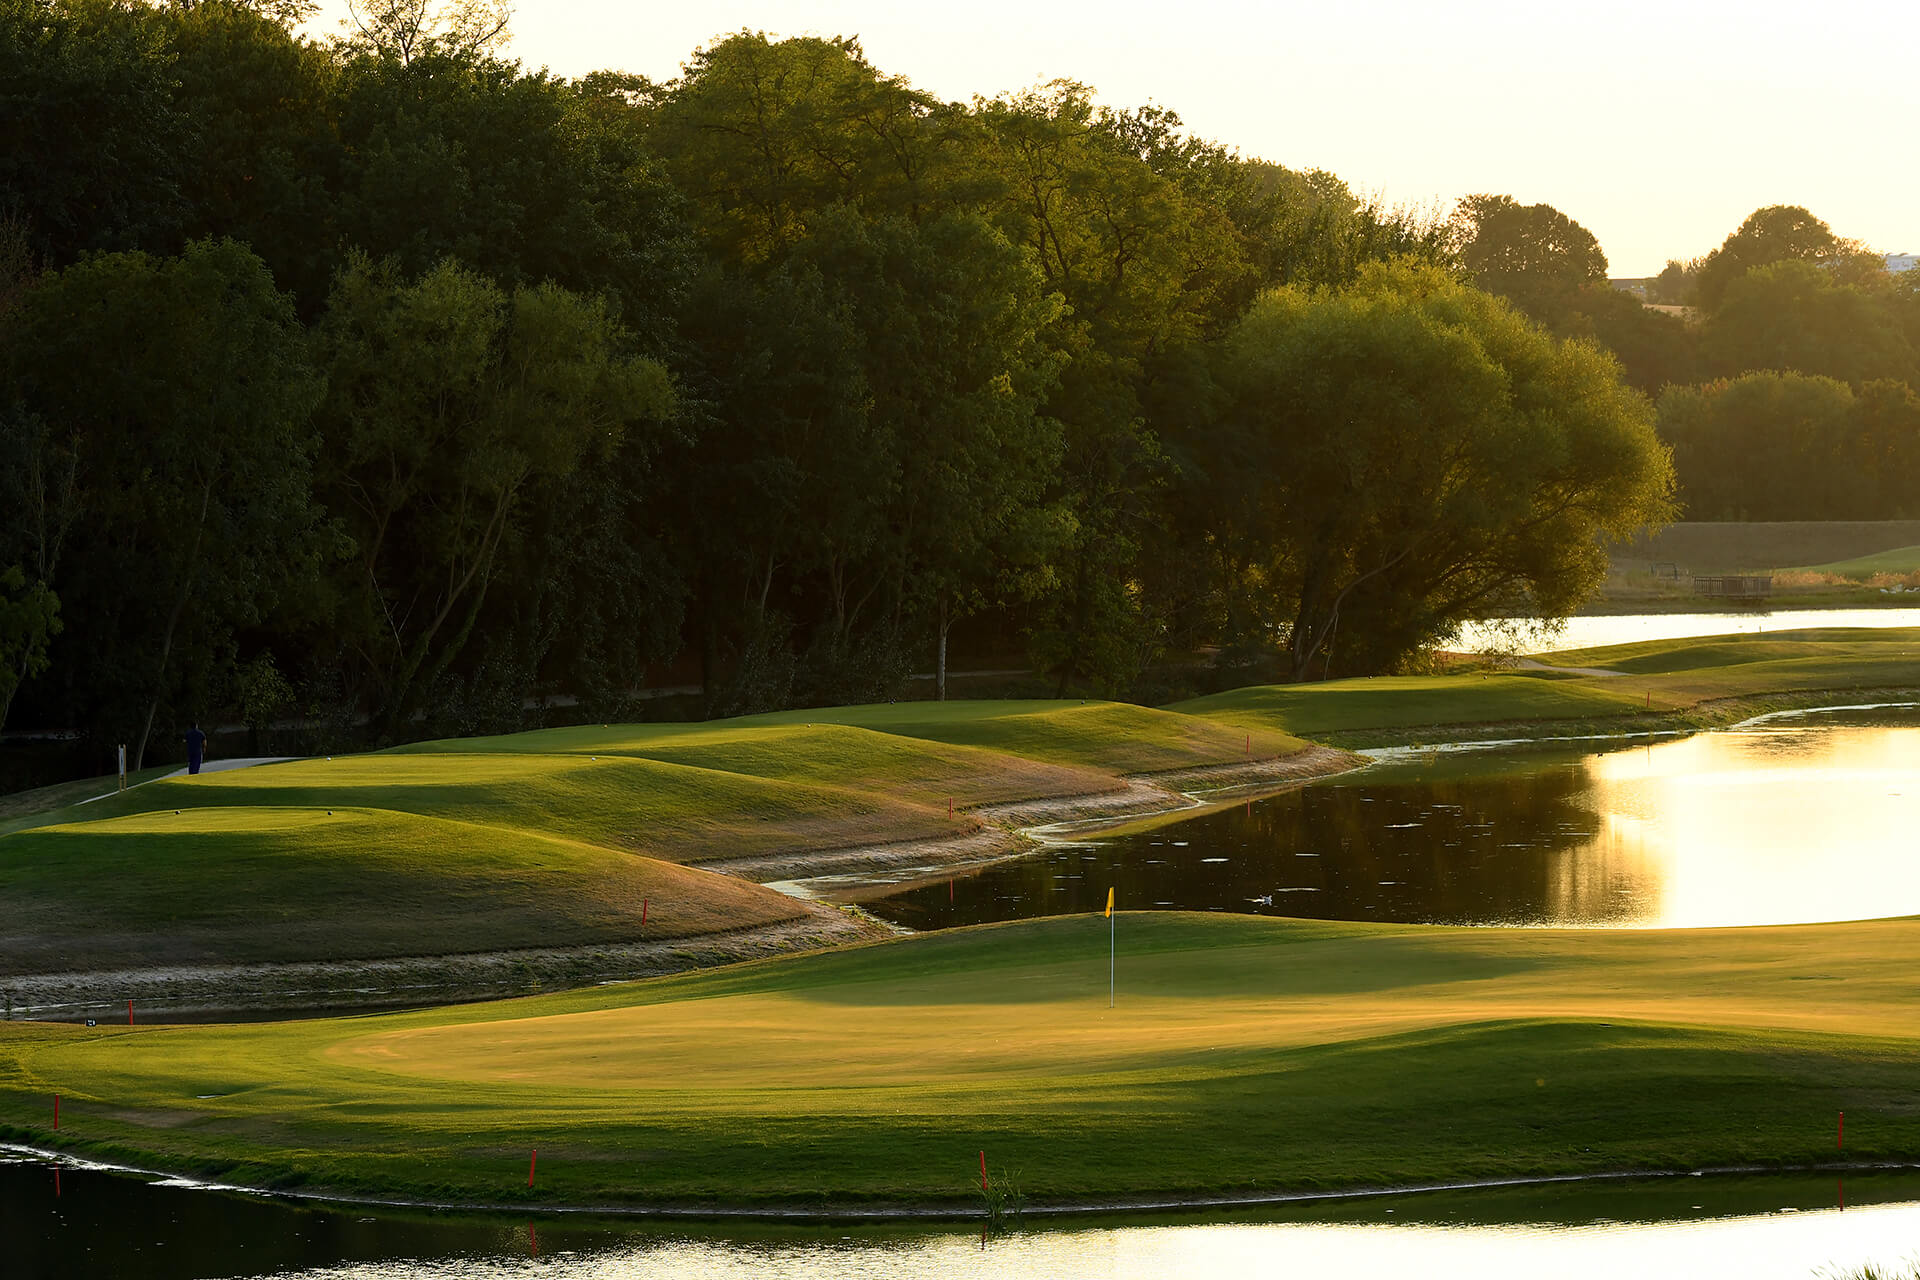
xmin=1789 ymin=546 xmax=1920 ymax=578
xmin=6 ymin=911 xmax=1920 ymax=1207
xmin=0 ymin=752 xmax=967 ymax=862
xmin=1177 ymin=630 xmax=1920 ymax=742
xmin=721 ymin=699 xmax=1307 ymax=773
xmin=391 ymin=721 xmax=1126 ymax=809
xmin=0 ymin=805 xmax=803 ymax=973
xmin=0 ymin=766 xmax=174 ymax=836
xmin=1173 ymin=674 xmax=1656 ymax=739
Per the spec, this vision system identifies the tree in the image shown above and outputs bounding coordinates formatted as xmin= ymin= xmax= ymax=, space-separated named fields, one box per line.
xmin=312 ymin=255 xmax=674 ymax=735
xmin=1658 ymin=373 xmax=1861 ymax=520
xmin=1691 ymin=205 xmax=1882 ymax=311
xmin=0 ymin=0 xmax=189 ymax=265
xmin=4 ymin=239 xmax=325 ymax=764
xmin=0 ymin=564 xmax=57 ymax=732
xmin=1451 ymin=194 xmax=1608 ymax=325
xmin=1206 ymin=262 xmax=1672 ymax=677
xmin=338 ymin=0 xmax=510 ymax=63
xmin=1700 ymin=259 xmax=1916 ymax=386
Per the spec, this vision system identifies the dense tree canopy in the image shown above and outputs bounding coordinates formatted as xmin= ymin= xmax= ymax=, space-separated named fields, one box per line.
xmin=1199 ymin=263 xmax=1672 ymax=676
xmin=14 ymin=1 xmax=1898 ymax=765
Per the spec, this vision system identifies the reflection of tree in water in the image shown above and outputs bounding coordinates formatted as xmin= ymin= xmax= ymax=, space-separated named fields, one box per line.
xmin=873 ymin=761 xmax=1659 ymax=930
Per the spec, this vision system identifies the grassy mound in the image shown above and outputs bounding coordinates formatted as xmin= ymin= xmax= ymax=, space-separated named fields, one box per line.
xmin=724 ymin=699 xmax=1308 ymax=773
xmin=9 ymin=752 xmax=962 ymax=864
xmin=1178 ymin=629 xmax=1920 ymax=741
xmin=6 ymin=911 xmax=1919 ymax=1206
xmin=391 ymin=720 xmax=1126 ymax=808
xmin=0 ymin=806 xmax=803 ymax=973
xmin=1789 ymin=545 xmax=1920 ymax=578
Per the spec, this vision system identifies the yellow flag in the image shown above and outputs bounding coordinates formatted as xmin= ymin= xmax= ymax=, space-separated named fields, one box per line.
xmin=1105 ymin=887 xmax=1114 ymax=918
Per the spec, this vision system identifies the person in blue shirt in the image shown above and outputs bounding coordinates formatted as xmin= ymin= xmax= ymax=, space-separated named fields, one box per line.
xmin=185 ymin=724 xmax=206 ymax=775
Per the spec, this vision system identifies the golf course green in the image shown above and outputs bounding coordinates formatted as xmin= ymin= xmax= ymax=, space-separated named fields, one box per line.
xmin=5 ymin=911 xmax=1918 ymax=1207
xmin=6 ymin=627 xmax=1920 ymax=1209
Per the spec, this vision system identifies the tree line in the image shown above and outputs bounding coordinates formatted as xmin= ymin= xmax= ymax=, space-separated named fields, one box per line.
xmin=0 ymin=0 xmax=1676 ymax=763
xmin=1451 ymin=197 xmax=1920 ymax=521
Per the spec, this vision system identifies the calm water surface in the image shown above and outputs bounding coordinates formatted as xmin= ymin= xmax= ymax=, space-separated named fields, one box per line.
xmin=1458 ymin=607 xmax=1920 ymax=654
xmin=10 ymin=1156 xmax=1920 ymax=1279
xmin=866 ymin=708 xmax=1920 ymax=930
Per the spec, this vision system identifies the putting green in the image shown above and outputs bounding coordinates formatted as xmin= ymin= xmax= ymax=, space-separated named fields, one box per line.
xmin=8 ymin=913 xmax=1920 ymax=1205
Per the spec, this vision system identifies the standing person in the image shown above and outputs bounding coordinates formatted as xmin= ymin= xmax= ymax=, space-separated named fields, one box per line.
xmin=184 ymin=723 xmax=206 ymax=776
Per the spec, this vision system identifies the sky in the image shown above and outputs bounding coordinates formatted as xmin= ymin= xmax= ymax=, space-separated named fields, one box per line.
xmin=308 ymin=0 xmax=1919 ymax=276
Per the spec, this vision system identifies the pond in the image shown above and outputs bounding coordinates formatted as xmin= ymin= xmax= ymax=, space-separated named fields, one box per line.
xmin=862 ymin=707 xmax=1920 ymax=931
xmin=1456 ymin=607 xmax=1920 ymax=654
xmin=9 ymin=1155 xmax=1920 ymax=1279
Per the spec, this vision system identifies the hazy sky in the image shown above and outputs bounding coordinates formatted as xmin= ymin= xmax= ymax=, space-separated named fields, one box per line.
xmin=310 ymin=0 xmax=1918 ymax=276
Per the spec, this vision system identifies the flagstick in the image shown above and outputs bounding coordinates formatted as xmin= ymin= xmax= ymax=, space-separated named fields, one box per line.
xmin=1109 ymin=905 xmax=1115 ymax=1009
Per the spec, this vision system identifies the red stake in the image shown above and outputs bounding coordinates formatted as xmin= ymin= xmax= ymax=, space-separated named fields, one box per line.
xmin=127 ymin=1000 xmax=133 ymax=1026
xmin=528 ymin=1149 xmax=538 ymax=1187
xmin=641 ymin=898 xmax=648 ymax=926
xmin=54 ymin=1167 xmax=60 ymax=1198
xmin=979 ymin=1149 xmax=988 ymax=1193
xmin=1839 ymin=1111 xmax=1845 ymax=1150
xmin=52 ymin=1094 xmax=59 ymax=1131
xmin=948 ymin=798 xmax=953 ymax=820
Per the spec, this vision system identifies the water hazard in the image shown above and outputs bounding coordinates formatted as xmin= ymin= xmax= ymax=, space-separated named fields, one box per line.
xmin=9 ymin=1155 xmax=1920 ymax=1279
xmin=1457 ymin=607 xmax=1920 ymax=654
xmin=865 ymin=707 xmax=1920 ymax=931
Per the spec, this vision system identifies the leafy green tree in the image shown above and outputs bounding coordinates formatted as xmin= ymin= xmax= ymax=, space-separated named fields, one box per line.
xmin=649 ymin=32 xmax=960 ymax=264
xmin=160 ymin=0 xmax=342 ymax=306
xmin=1658 ymin=373 xmax=1861 ymax=519
xmin=0 ymin=0 xmax=188 ymax=265
xmin=1558 ymin=285 xmax=1701 ymax=394
xmin=1701 ymin=259 xmax=1916 ymax=385
xmin=1452 ymin=193 xmax=1608 ymax=325
xmin=1648 ymin=258 xmax=1698 ymax=305
xmin=1208 ymin=262 xmax=1672 ymax=676
xmin=1692 ymin=205 xmax=1883 ymax=311
xmin=4 ymin=239 xmax=325 ymax=763
xmin=0 ymin=565 xmax=58 ymax=732
xmin=313 ymin=255 xmax=674 ymax=735
xmin=338 ymin=0 xmax=511 ymax=63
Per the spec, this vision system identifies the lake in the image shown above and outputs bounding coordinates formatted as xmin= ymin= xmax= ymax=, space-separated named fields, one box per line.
xmin=863 ymin=707 xmax=1920 ymax=930
xmin=1457 ymin=607 xmax=1920 ymax=654
xmin=9 ymin=1154 xmax=1920 ymax=1279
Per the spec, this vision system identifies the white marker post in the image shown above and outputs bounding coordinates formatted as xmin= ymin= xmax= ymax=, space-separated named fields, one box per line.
xmin=117 ymin=744 xmax=126 ymax=792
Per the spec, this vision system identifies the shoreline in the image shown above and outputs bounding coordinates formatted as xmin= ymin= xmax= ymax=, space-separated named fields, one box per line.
xmin=0 ymin=747 xmax=1363 ymax=1020
xmin=4 ymin=1142 xmax=1915 ymax=1224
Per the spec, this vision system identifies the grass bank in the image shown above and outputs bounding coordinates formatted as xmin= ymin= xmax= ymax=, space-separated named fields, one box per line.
xmin=4 ymin=911 xmax=1917 ymax=1210
xmin=1175 ymin=628 xmax=1920 ymax=746
xmin=0 ymin=702 xmax=1311 ymax=979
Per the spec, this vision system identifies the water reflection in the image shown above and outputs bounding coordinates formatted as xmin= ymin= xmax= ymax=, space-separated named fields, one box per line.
xmin=10 ymin=1157 xmax=1920 ymax=1280
xmin=867 ymin=710 xmax=1920 ymax=931
xmin=1456 ymin=607 xmax=1920 ymax=654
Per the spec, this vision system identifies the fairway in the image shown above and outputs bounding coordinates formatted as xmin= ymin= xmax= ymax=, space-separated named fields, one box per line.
xmin=7 ymin=913 xmax=1920 ymax=1207
xmin=1175 ymin=628 xmax=1920 ymax=743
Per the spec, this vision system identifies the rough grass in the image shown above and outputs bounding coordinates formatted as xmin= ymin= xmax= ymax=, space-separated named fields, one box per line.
xmin=7 ymin=911 xmax=1920 ymax=1207
xmin=0 ymin=806 xmax=803 ymax=973
xmin=0 ymin=766 xmax=173 ymax=835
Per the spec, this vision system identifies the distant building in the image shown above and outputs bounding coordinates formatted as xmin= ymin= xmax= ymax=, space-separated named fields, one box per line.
xmin=1888 ymin=252 xmax=1917 ymax=274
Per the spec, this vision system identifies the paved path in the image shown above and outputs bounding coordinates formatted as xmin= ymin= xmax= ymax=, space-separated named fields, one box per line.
xmin=74 ymin=756 xmax=299 ymax=807
xmin=1516 ymin=657 xmax=1625 ymax=678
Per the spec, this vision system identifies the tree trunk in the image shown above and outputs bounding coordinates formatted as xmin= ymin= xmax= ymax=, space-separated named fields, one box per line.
xmin=936 ymin=596 xmax=950 ymax=702
xmin=133 ymin=479 xmax=214 ymax=769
